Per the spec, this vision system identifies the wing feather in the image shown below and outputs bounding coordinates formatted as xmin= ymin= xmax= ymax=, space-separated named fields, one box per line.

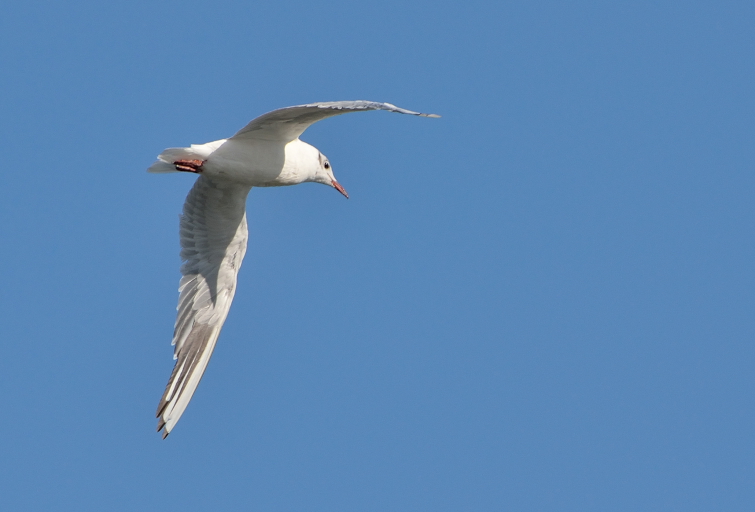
xmin=156 ymin=175 xmax=252 ymax=438
xmin=231 ymin=100 xmax=439 ymax=142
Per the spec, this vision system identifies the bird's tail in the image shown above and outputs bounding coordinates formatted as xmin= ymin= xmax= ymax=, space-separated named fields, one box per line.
xmin=147 ymin=146 xmax=208 ymax=173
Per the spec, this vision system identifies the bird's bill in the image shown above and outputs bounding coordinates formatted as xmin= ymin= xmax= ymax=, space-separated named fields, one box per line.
xmin=332 ymin=179 xmax=349 ymax=199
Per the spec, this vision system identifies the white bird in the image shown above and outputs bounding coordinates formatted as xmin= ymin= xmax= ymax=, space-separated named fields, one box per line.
xmin=148 ymin=101 xmax=439 ymax=438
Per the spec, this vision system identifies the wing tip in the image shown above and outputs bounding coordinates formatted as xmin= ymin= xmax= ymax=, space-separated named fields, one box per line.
xmin=309 ymin=100 xmax=440 ymax=118
xmin=379 ymin=102 xmax=440 ymax=118
xmin=157 ymin=417 xmax=170 ymax=439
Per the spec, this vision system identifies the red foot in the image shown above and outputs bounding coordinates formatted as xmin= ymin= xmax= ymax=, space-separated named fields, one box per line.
xmin=174 ymin=159 xmax=205 ymax=173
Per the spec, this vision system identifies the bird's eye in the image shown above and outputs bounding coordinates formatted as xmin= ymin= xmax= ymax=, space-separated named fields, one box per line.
xmin=324 ymin=162 xmax=330 ymax=169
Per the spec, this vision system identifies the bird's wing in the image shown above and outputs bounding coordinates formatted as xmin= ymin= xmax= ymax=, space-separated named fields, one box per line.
xmin=156 ymin=175 xmax=252 ymax=438
xmin=231 ymin=100 xmax=440 ymax=142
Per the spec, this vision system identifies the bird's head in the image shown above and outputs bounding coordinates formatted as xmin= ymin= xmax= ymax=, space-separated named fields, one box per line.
xmin=313 ymin=150 xmax=348 ymax=199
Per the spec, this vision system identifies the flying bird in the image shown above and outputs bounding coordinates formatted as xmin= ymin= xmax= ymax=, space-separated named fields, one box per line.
xmin=148 ymin=101 xmax=439 ymax=438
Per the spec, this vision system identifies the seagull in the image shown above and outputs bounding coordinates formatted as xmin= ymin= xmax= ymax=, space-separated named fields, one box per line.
xmin=148 ymin=101 xmax=439 ymax=438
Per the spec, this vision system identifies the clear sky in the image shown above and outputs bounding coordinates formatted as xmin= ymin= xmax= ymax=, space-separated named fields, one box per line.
xmin=1 ymin=1 xmax=754 ymax=510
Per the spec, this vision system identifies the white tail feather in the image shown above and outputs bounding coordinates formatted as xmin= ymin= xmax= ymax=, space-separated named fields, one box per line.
xmin=147 ymin=141 xmax=227 ymax=173
xmin=146 ymin=147 xmax=204 ymax=174
xmin=147 ymin=160 xmax=179 ymax=173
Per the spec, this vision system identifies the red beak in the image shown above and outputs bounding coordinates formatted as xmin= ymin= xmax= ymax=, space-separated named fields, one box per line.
xmin=332 ymin=179 xmax=349 ymax=199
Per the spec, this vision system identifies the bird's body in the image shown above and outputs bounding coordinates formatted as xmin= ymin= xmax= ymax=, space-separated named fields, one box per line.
xmin=150 ymin=138 xmax=321 ymax=185
xmin=149 ymin=101 xmax=438 ymax=438
xmin=158 ymin=138 xmax=321 ymax=186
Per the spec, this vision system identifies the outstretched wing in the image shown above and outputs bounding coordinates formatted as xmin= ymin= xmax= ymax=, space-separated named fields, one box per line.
xmin=156 ymin=175 xmax=252 ymax=438
xmin=231 ymin=100 xmax=440 ymax=142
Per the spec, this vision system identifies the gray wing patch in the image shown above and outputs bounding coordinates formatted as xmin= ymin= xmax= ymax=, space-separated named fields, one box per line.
xmin=231 ymin=100 xmax=440 ymax=142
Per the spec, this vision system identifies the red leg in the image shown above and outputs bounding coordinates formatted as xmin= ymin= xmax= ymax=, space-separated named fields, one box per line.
xmin=174 ymin=159 xmax=205 ymax=173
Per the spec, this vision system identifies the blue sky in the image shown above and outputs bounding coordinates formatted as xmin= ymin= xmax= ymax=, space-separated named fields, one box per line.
xmin=2 ymin=1 xmax=754 ymax=510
